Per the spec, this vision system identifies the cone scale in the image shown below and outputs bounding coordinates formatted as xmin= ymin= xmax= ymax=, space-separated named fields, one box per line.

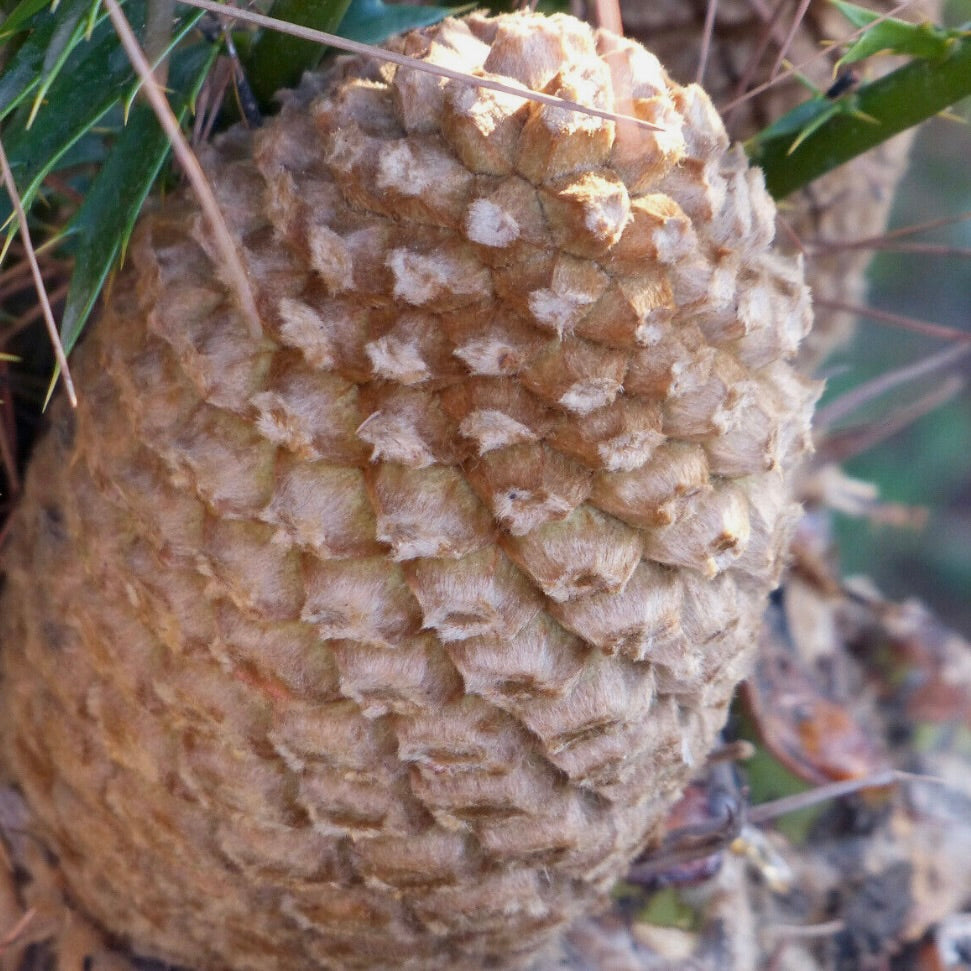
xmin=0 ymin=12 xmax=815 ymax=970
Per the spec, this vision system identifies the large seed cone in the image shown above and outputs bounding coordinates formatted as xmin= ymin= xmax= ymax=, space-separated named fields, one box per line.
xmin=0 ymin=12 xmax=816 ymax=970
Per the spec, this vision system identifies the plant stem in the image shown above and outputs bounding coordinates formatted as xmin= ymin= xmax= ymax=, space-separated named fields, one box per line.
xmin=751 ymin=35 xmax=971 ymax=199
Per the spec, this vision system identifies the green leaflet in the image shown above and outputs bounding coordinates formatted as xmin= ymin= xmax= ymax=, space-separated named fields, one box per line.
xmin=0 ymin=0 xmax=73 ymax=38
xmin=0 ymin=0 xmax=211 ymax=359
xmin=0 ymin=0 xmax=206 ymax=216
xmin=29 ymin=0 xmax=102 ymax=127
xmin=338 ymin=0 xmax=471 ymax=46
xmin=0 ymin=0 xmax=100 ymax=121
xmin=0 ymin=2 xmax=146 ymax=238
xmin=0 ymin=0 xmax=155 ymax=223
xmin=244 ymin=0 xmax=352 ymax=109
xmin=58 ymin=41 xmax=218 ymax=355
xmin=745 ymin=83 xmax=875 ymax=159
xmin=831 ymin=0 xmax=967 ymax=67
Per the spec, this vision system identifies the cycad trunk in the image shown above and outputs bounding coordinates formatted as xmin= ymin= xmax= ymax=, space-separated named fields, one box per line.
xmin=0 ymin=11 xmax=816 ymax=970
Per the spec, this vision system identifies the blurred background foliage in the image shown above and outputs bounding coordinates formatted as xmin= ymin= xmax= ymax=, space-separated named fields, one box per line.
xmin=825 ymin=0 xmax=970 ymax=635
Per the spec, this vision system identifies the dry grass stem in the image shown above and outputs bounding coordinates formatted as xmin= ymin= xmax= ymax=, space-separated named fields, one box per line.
xmin=0 ymin=143 xmax=76 ymax=407
xmin=770 ymin=0 xmax=814 ymax=79
xmin=817 ymin=240 xmax=971 ymax=257
xmin=4 ymin=283 xmax=70 ymax=343
xmin=722 ymin=1 xmax=793 ymax=127
xmin=590 ymin=0 xmax=623 ymax=34
xmin=0 ymin=908 xmax=35 ymax=954
xmin=696 ymin=0 xmax=720 ymax=85
xmin=813 ymin=206 xmax=971 ymax=252
xmin=746 ymin=768 xmax=904 ymax=824
xmin=0 ymin=383 xmax=18 ymax=496
xmin=868 ymin=209 xmax=971 ymax=243
xmin=763 ymin=919 xmax=847 ymax=940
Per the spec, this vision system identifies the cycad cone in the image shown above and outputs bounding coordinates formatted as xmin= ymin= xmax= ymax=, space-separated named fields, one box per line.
xmin=0 ymin=11 xmax=816 ymax=970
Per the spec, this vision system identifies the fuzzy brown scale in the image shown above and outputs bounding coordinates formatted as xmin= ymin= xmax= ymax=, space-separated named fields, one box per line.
xmin=0 ymin=11 xmax=816 ymax=971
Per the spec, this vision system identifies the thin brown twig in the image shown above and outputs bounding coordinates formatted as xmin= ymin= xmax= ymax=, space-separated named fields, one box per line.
xmin=193 ymin=55 xmax=235 ymax=146
xmin=102 ymin=0 xmax=263 ymax=340
xmin=0 ymin=142 xmax=77 ymax=408
xmin=746 ymin=768 xmax=903 ymax=825
xmin=0 ymin=251 xmax=67 ymax=305
xmin=763 ymin=919 xmax=847 ymax=940
xmin=722 ymin=0 xmax=792 ymax=130
xmin=862 ymin=209 xmax=971 ymax=243
xmin=0 ymin=270 xmax=64 ymax=305
xmin=815 ymin=298 xmax=971 ymax=343
xmin=175 ymin=0 xmax=663 ymax=133
xmin=811 ymin=240 xmax=971 ymax=258
xmin=816 ymin=343 xmax=971 ymax=429
xmin=2 ymin=282 xmax=71 ymax=342
xmin=817 ymin=376 xmax=965 ymax=463
xmin=808 ymin=210 xmax=971 ymax=258
xmin=0 ymin=371 xmax=20 ymax=497
xmin=696 ymin=0 xmax=719 ymax=86
xmin=777 ymin=212 xmax=809 ymax=253
xmin=37 ymin=171 xmax=86 ymax=206
xmin=0 ymin=512 xmax=13 ymax=548
xmin=0 ymin=907 xmax=36 ymax=954
xmin=769 ymin=0 xmax=813 ymax=79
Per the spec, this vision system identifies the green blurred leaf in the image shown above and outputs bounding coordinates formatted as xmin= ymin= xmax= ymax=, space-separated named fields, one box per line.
xmin=28 ymin=0 xmax=102 ymax=127
xmin=245 ymin=0 xmax=351 ymax=109
xmin=338 ymin=0 xmax=469 ymax=46
xmin=631 ymin=886 xmax=701 ymax=930
xmin=0 ymin=0 xmax=213 ymax=358
xmin=752 ymin=89 xmax=874 ymax=157
xmin=59 ymin=41 xmax=218 ymax=353
xmin=0 ymin=0 xmax=99 ymax=119
xmin=0 ymin=0 xmax=65 ymax=38
xmin=832 ymin=0 xmax=965 ymax=65
xmin=0 ymin=1 xmax=209 ymax=217
xmin=0 ymin=0 xmax=150 ymax=219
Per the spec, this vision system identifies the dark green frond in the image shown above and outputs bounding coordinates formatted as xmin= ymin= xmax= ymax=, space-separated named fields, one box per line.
xmin=244 ymin=0 xmax=353 ymax=109
xmin=60 ymin=40 xmax=218 ymax=353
